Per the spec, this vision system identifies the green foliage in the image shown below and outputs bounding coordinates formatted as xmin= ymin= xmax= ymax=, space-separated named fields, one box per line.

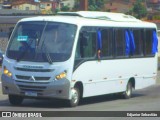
xmin=55 ymin=8 xmax=60 ymax=13
xmin=131 ymin=0 xmax=147 ymax=18
xmin=88 ymin=0 xmax=104 ymax=11
xmin=61 ymin=5 xmax=70 ymax=12
xmin=73 ymin=0 xmax=104 ymax=11
xmin=153 ymin=15 xmax=160 ymax=20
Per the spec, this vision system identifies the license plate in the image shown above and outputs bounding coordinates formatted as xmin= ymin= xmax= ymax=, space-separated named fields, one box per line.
xmin=25 ymin=91 xmax=37 ymax=97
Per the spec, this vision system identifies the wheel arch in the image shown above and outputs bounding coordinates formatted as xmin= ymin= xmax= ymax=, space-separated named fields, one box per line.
xmin=74 ymin=81 xmax=84 ymax=98
xmin=128 ymin=77 xmax=135 ymax=89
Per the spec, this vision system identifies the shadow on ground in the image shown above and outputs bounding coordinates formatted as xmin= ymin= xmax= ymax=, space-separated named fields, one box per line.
xmin=0 ymin=92 xmax=146 ymax=109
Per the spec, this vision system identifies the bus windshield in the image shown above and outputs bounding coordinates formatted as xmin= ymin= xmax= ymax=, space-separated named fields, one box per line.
xmin=7 ymin=21 xmax=77 ymax=62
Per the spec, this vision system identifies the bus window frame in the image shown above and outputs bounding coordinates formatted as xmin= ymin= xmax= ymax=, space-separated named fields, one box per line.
xmin=144 ymin=28 xmax=156 ymax=57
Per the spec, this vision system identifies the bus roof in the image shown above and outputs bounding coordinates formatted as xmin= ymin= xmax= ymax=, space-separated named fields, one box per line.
xmin=19 ymin=11 xmax=157 ymax=29
xmin=57 ymin=11 xmax=140 ymax=22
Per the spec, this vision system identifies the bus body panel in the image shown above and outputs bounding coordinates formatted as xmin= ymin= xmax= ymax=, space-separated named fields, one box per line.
xmin=1 ymin=56 xmax=75 ymax=100
xmin=72 ymin=56 xmax=157 ymax=97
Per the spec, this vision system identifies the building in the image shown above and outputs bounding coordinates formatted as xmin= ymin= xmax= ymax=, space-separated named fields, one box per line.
xmin=12 ymin=0 xmax=39 ymax=10
xmin=148 ymin=0 xmax=160 ymax=3
xmin=60 ymin=0 xmax=75 ymax=10
xmin=104 ymin=0 xmax=136 ymax=13
xmin=2 ymin=0 xmax=12 ymax=9
xmin=40 ymin=0 xmax=53 ymax=11
xmin=147 ymin=0 xmax=160 ymax=11
xmin=40 ymin=0 xmax=75 ymax=12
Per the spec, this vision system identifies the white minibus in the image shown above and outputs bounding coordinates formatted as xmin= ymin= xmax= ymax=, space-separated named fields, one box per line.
xmin=1 ymin=11 xmax=158 ymax=107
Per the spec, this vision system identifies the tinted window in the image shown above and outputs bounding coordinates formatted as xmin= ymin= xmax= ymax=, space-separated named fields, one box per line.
xmin=132 ymin=29 xmax=144 ymax=56
xmin=101 ymin=29 xmax=113 ymax=58
xmin=115 ymin=29 xmax=126 ymax=57
xmin=75 ymin=27 xmax=96 ymax=59
xmin=145 ymin=29 xmax=153 ymax=56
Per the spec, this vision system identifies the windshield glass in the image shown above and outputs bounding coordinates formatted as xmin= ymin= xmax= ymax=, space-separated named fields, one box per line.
xmin=7 ymin=21 xmax=77 ymax=62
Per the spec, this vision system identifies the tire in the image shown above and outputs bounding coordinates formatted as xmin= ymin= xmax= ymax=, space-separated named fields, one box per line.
xmin=68 ymin=87 xmax=80 ymax=107
xmin=123 ymin=82 xmax=132 ymax=99
xmin=9 ymin=95 xmax=24 ymax=105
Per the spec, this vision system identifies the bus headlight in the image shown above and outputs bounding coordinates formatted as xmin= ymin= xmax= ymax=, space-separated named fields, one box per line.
xmin=56 ymin=72 xmax=67 ymax=80
xmin=3 ymin=67 xmax=12 ymax=77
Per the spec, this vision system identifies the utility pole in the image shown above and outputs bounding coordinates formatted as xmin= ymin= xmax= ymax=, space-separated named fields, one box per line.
xmin=80 ymin=0 xmax=88 ymax=11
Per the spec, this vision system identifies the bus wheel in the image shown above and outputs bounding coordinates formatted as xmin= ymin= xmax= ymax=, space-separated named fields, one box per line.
xmin=9 ymin=95 xmax=24 ymax=105
xmin=123 ymin=82 xmax=132 ymax=99
xmin=69 ymin=87 xmax=80 ymax=107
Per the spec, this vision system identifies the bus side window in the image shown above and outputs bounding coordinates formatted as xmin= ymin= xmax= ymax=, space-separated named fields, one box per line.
xmin=145 ymin=29 xmax=153 ymax=56
xmin=75 ymin=33 xmax=87 ymax=58
xmin=75 ymin=31 xmax=96 ymax=59
xmin=132 ymin=29 xmax=144 ymax=57
xmin=101 ymin=29 xmax=113 ymax=58
xmin=84 ymin=32 xmax=96 ymax=58
xmin=115 ymin=29 xmax=126 ymax=57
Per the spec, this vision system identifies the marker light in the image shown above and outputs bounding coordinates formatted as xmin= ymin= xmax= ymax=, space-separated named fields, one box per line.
xmin=56 ymin=72 xmax=67 ymax=80
xmin=3 ymin=67 xmax=12 ymax=77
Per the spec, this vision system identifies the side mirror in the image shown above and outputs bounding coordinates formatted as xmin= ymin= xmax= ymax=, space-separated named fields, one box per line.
xmin=97 ymin=30 xmax=102 ymax=61
xmin=97 ymin=50 xmax=101 ymax=61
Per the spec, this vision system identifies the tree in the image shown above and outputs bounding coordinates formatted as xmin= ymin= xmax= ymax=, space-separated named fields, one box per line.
xmin=73 ymin=0 xmax=104 ymax=11
xmin=88 ymin=0 xmax=104 ymax=11
xmin=61 ymin=5 xmax=70 ymax=12
xmin=131 ymin=0 xmax=147 ymax=19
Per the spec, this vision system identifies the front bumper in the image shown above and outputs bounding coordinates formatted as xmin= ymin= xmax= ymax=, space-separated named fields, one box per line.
xmin=1 ymin=74 xmax=70 ymax=100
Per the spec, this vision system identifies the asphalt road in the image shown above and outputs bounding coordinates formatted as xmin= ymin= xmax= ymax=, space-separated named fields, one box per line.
xmin=0 ymin=71 xmax=160 ymax=119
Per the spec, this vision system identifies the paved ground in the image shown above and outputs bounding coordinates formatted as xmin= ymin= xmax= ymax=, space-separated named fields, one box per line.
xmin=0 ymin=84 xmax=160 ymax=120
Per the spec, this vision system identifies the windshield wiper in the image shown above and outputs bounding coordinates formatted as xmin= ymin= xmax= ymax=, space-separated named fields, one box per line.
xmin=41 ymin=39 xmax=53 ymax=64
xmin=45 ymin=52 xmax=53 ymax=64
xmin=33 ymin=22 xmax=53 ymax=64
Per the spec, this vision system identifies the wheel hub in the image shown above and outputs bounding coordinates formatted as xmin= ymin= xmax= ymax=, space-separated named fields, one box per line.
xmin=71 ymin=89 xmax=78 ymax=104
xmin=126 ymin=84 xmax=131 ymax=96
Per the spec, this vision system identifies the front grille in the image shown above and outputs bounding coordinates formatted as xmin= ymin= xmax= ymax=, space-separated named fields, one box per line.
xmin=18 ymin=85 xmax=46 ymax=92
xmin=15 ymin=67 xmax=54 ymax=72
xmin=34 ymin=77 xmax=50 ymax=81
xmin=16 ymin=75 xmax=30 ymax=80
xmin=16 ymin=75 xmax=51 ymax=81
